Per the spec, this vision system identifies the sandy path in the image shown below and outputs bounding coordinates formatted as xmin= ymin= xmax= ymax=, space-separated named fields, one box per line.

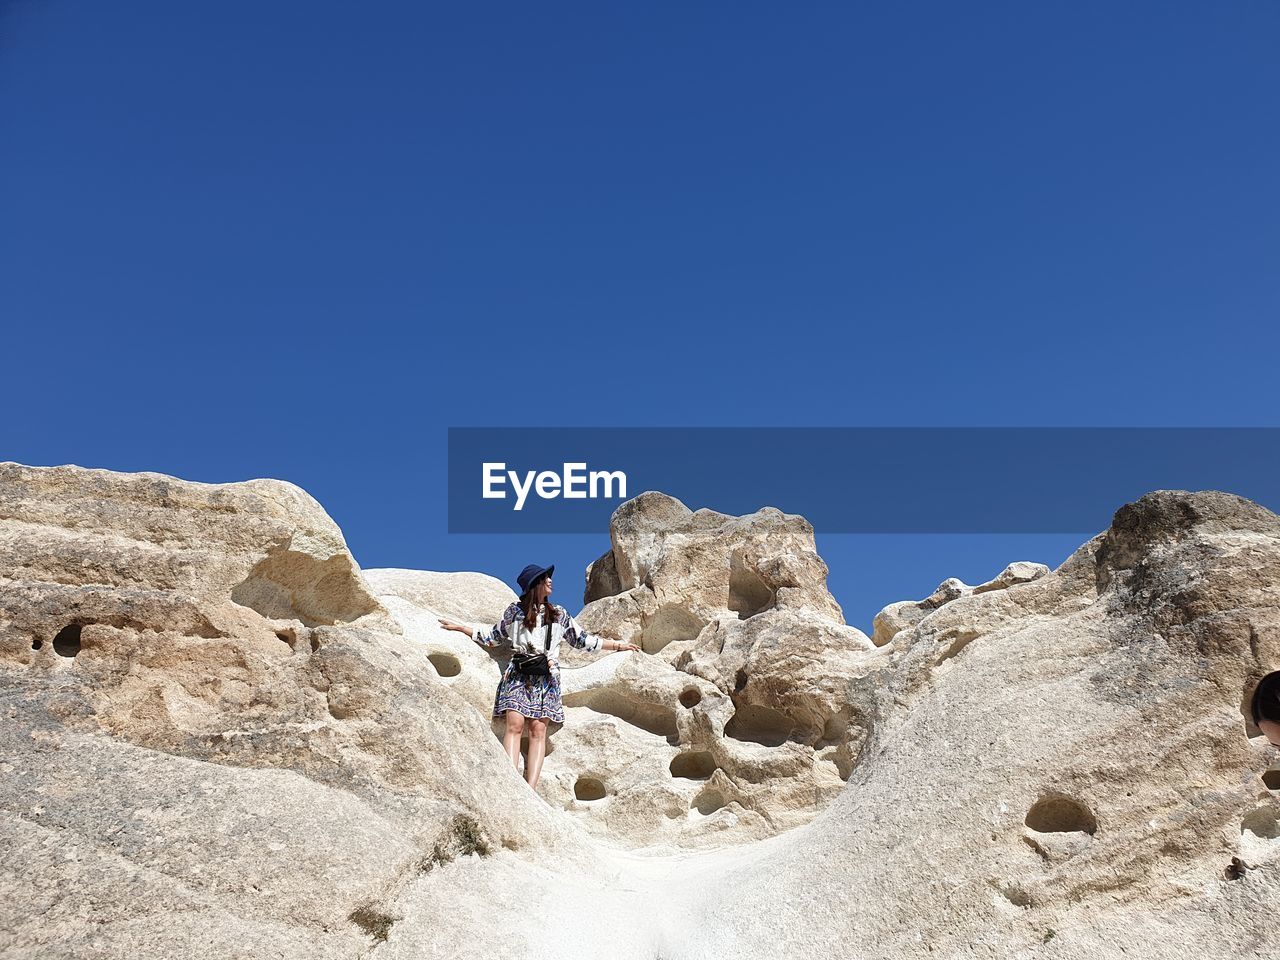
xmin=377 ymin=826 xmax=802 ymax=960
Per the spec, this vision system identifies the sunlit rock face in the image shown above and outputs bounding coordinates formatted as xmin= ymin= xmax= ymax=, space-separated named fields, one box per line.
xmin=371 ymin=490 xmax=877 ymax=849
xmin=678 ymin=488 xmax=1280 ymax=959
xmin=565 ymin=491 xmax=876 ymax=846
xmin=0 ymin=463 xmax=592 ymax=959
xmin=582 ymin=490 xmax=847 ymax=634
xmin=4 ymin=464 xmax=1279 ymax=960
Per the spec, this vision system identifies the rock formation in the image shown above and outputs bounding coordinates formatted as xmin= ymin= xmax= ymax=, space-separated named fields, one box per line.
xmin=0 ymin=463 xmax=598 ymax=959
xmin=2 ymin=464 xmax=1277 ymax=959
xmin=369 ymin=491 xmax=872 ymax=849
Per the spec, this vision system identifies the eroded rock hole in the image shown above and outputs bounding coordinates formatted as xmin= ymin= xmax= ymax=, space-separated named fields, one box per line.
xmin=669 ymin=751 xmax=716 ymax=780
xmin=276 ymin=630 xmax=296 ymax=648
xmin=574 ymin=777 xmax=607 ymax=801
xmin=561 ymin=689 xmax=678 ymax=740
xmin=310 ymin=635 xmax=320 ymax=653
xmin=679 ymin=687 xmax=702 ymax=708
xmin=53 ymin=624 xmax=82 ymax=658
xmin=641 ymin=604 xmax=704 ymax=654
xmin=725 ymin=702 xmax=795 ymax=747
xmin=1025 ymin=795 xmax=1098 ymax=835
xmin=819 ymin=718 xmax=839 ymax=745
xmin=1241 ymin=807 xmax=1280 ymax=840
xmin=733 ymin=669 xmax=748 ymax=693
xmin=428 ymin=652 xmax=462 ymax=678
xmin=692 ymin=787 xmax=726 ymax=815
xmin=728 ymin=553 xmax=773 ymax=620
xmin=30 ymin=638 xmax=42 ymax=651
xmin=1263 ymin=770 xmax=1280 ymax=791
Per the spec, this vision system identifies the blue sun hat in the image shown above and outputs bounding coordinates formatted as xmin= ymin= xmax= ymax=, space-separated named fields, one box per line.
xmin=516 ymin=563 xmax=554 ymax=596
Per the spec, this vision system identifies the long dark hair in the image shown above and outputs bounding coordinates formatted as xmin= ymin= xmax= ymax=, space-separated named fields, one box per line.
xmin=521 ymin=586 xmax=557 ymax=632
xmin=1252 ymin=671 xmax=1280 ymax=727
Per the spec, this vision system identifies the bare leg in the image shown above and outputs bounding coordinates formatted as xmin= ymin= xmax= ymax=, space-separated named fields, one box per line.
xmin=525 ymin=718 xmax=549 ymax=789
xmin=503 ymin=710 xmax=526 ymax=772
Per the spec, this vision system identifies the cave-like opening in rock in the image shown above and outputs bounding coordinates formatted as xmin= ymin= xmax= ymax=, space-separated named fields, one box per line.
xmin=561 ymin=688 xmax=679 ymax=740
xmin=724 ymin=701 xmax=795 ymax=747
xmin=575 ymin=777 xmax=607 ymax=801
xmin=728 ymin=553 xmax=773 ymax=620
xmin=640 ymin=604 xmax=704 ymax=654
xmin=1263 ymin=770 xmax=1280 ymax=791
xmin=691 ymin=787 xmax=726 ymax=815
xmin=679 ymin=687 xmax=702 ymax=708
xmin=428 ymin=652 xmax=462 ymax=678
xmin=1241 ymin=807 xmax=1279 ymax=840
xmin=53 ymin=624 xmax=83 ymax=658
xmin=1024 ymin=794 xmax=1098 ymax=835
xmin=669 ymin=751 xmax=716 ymax=780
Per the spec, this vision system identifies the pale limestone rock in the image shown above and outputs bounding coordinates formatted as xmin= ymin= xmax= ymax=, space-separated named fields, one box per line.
xmin=393 ymin=489 xmax=1280 ymax=960
xmin=870 ymin=562 xmax=1049 ymax=647
xmin=870 ymin=575 xmax=974 ymax=647
xmin=870 ymin=597 xmax=926 ymax=648
xmin=6 ymin=466 xmax=1280 ymax=960
xmin=581 ymin=490 xmax=845 ymax=653
xmin=0 ymin=462 xmax=595 ymax=960
xmin=659 ymin=490 xmax=1280 ymax=959
xmin=540 ymin=491 xmax=873 ymax=846
xmin=364 ymin=568 xmax=515 ymax=625
xmin=363 ymin=568 xmax=519 ymax=722
xmin=924 ymin=575 xmax=974 ymax=607
xmin=973 ymin=559 xmax=1051 ymax=594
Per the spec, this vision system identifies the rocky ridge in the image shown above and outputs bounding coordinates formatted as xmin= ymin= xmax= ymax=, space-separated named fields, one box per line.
xmin=1 ymin=463 xmax=1277 ymax=959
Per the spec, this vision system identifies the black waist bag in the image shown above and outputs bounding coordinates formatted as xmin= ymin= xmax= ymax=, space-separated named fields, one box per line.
xmin=511 ymin=622 xmax=553 ymax=678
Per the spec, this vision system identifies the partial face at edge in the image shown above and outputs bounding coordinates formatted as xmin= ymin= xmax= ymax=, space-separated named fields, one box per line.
xmin=1259 ymin=717 xmax=1280 ymax=748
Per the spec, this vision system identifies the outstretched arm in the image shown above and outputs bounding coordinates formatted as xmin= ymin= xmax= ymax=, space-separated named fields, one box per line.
xmin=563 ymin=611 xmax=641 ymax=654
xmin=440 ymin=603 xmax=520 ymax=648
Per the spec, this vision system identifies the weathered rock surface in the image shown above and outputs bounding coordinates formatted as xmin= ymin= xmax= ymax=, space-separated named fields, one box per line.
xmin=0 ymin=463 xmax=596 ymax=960
xmin=581 ymin=490 xmax=846 ymax=647
xmin=572 ymin=491 xmax=872 ymax=845
xmin=659 ymin=490 xmax=1280 ymax=959
xmin=367 ymin=491 xmax=871 ymax=850
xmin=870 ymin=561 xmax=1051 ymax=646
xmin=3 ymin=465 xmax=1279 ymax=960
xmin=364 ymin=568 xmax=515 ymax=626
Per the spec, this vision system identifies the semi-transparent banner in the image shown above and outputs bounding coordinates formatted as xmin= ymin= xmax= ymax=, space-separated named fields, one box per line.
xmin=447 ymin=427 xmax=1280 ymax=533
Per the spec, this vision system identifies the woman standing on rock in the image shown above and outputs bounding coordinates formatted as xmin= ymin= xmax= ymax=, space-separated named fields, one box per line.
xmin=438 ymin=563 xmax=642 ymax=791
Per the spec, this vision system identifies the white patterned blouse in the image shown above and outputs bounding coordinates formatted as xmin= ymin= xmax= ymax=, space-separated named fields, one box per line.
xmin=471 ymin=601 xmax=606 ymax=665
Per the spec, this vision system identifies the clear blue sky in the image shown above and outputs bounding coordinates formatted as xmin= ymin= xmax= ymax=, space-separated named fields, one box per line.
xmin=3 ymin=2 xmax=1278 ymax=632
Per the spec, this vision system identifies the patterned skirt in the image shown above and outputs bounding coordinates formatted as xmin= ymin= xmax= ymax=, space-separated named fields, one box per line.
xmin=493 ymin=663 xmax=565 ymax=723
